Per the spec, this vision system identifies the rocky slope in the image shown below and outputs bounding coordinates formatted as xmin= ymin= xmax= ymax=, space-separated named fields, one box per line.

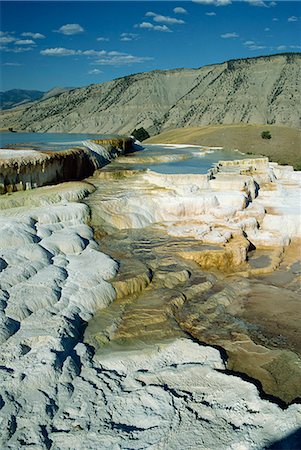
xmin=1 ymin=53 xmax=300 ymax=133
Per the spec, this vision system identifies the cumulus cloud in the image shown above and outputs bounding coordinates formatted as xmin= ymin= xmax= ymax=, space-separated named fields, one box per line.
xmin=55 ymin=24 xmax=84 ymax=35
xmin=88 ymin=68 xmax=102 ymax=75
xmin=94 ymin=54 xmax=153 ymax=66
xmin=193 ymin=0 xmax=232 ymax=6
xmin=221 ymin=32 xmax=239 ymax=38
xmin=82 ymin=49 xmax=106 ymax=56
xmin=14 ymin=39 xmax=35 ymax=45
xmin=244 ymin=40 xmax=266 ymax=50
xmin=120 ymin=33 xmax=139 ymax=41
xmin=288 ymin=16 xmax=298 ymax=22
xmin=270 ymin=44 xmax=301 ymax=51
xmin=0 ymin=35 xmax=16 ymax=44
xmin=41 ymin=48 xmax=110 ymax=57
xmin=248 ymin=44 xmax=266 ymax=50
xmin=206 ymin=12 xmax=217 ymax=16
xmin=173 ymin=7 xmax=187 ymax=14
xmin=97 ymin=37 xmax=109 ymax=42
xmin=246 ymin=0 xmax=268 ymax=7
xmin=40 ymin=47 xmax=78 ymax=56
xmin=135 ymin=22 xmax=172 ymax=32
xmin=21 ymin=32 xmax=45 ymax=39
xmin=246 ymin=0 xmax=277 ymax=6
xmin=145 ymin=12 xmax=185 ymax=24
xmin=40 ymin=47 xmax=153 ymax=66
xmin=2 ymin=62 xmax=22 ymax=66
xmin=1 ymin=46 xmax=34 ymax=53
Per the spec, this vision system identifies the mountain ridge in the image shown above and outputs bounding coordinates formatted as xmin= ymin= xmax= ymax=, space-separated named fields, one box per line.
xmin=1 ymin=52 xmax=300 ymax=134
xmin=0 ymin=87 xmax=75 ymax=110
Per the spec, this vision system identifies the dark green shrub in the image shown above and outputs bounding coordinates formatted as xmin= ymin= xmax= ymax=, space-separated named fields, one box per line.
xmin=261 ymin=130 xmax=271 ymax=140
xmin=132 ymin=127 xmax=150 ymax=142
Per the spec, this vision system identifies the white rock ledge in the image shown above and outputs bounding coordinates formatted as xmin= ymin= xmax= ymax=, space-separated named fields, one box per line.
xmin=0 ymin=158 xmax=300 ymax=449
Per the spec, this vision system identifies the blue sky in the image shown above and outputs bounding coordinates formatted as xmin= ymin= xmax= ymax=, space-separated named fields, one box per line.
xmin=0 ymin=1 xmax=300 ymax=91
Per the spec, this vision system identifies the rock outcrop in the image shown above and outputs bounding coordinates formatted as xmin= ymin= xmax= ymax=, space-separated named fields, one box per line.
xmin=0 ymin=137 xmax=136 ymax=194
xmin=1 ymin=53 xmax=300 ymax=134
xmin=0 ymin=150 xmax=301 ymax=448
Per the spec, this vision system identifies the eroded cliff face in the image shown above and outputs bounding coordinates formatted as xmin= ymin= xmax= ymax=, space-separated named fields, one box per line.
xmin=0 ymin=137 xmax=135 ymax=194
xmin=1 ymin=53 xmax=300 ymax=134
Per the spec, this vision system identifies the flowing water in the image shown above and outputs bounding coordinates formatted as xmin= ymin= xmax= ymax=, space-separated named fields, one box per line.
xmin=1 ymin=134 xmax=300 ymax=403
xmin=108 ymin=143 xmax=250 ymax=174
xmin=0 ymin=132 xmax=123 ymax=151
xmin=81 ymin=143 xmax=301 ymax=404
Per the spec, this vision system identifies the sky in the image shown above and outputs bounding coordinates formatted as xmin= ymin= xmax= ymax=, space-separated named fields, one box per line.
xmin=0 ymin=0 xmax=300 ymax=91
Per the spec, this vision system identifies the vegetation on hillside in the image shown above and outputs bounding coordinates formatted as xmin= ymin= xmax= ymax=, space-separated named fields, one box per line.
xmin=132 ymin=127 xmax=150 ymax=142
xmin=261 ymin=130 xmax=272 ymax=139
xmin=145 ymin=124 xmax=301 ymax=169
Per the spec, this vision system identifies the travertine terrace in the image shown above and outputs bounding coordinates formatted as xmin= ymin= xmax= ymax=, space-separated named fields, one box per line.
xmin=0 ymin=144 xmax=300 ymax=449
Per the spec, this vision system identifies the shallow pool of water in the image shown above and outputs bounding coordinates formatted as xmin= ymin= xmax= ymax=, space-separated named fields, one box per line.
xmin=0 ymin=132 xmax=122 ymax=151
xmin=114 ymin=144 xmax=250 ymax=174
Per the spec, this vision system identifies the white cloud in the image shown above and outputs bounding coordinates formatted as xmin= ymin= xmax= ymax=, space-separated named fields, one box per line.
xmin=264 ymin=27 xmax=270 ymax=31
xmin=97 ymin=37 xmax=109 ymax=42
xmin=1 ymin=46 xmax=34 ymax=53
xmin=246 ymin=0 xmax=276 ymax=6
xmin=41 ymin=47 xmax=119 ymax=57
xmin=288 ymin=16 xmax=298 ymax=22
xmin=246 ymin=0 xmax=268 ymax=7
xmin=244 ymin=40 xmax=266 ymax=50
xmin=272 ymin=17 xmax=278 ymax=21
xmin=40 ymin=47 xmax=78 ymax=56
xmin=0 ymin=35 xmax=16 ymax=44
xmin=193 ymin=0 xmax=231 ymax=5
xmin=120 ymin=33 xmax=139 ymax=41
xmin=94 ymin=54 xmax=153 ymax=66
xmin=55 ymin=24 xmax=84 ymax=35
xmin=135 ymin=22 xmax=172 ymax=32
xmin=14 ymin=39 xmax=35 ymax=45
xmin=88 ymin=68 xmax=102 ymax=75
xmin=82 ymin=49 xmax=106 ymax=56
xmin=145 ymin=12 xmax=185 ymax=24
xmin=108 ymin=51 xmax=125 ymax=56
xmin=45 ymin=48 xmax=106 ymax=57
xmin=248 ymin=44 xmax=266 ymax=50
xmin=276 ymin=45 xmax=287 ymax=51
xmin=206 ymin=12 xmax=216 ymax=16
xmin=40 ymin=47 xmax=153 ymax=66
xmin=2 ymin=62 xmax=22 ymax=66
xmin=21 ymin=32 xmax=45 ymax=39
xmin=221 ymin=32 xmax=239 ymax=38
xmin=173 ymin=7 xmax=187 ymax=14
